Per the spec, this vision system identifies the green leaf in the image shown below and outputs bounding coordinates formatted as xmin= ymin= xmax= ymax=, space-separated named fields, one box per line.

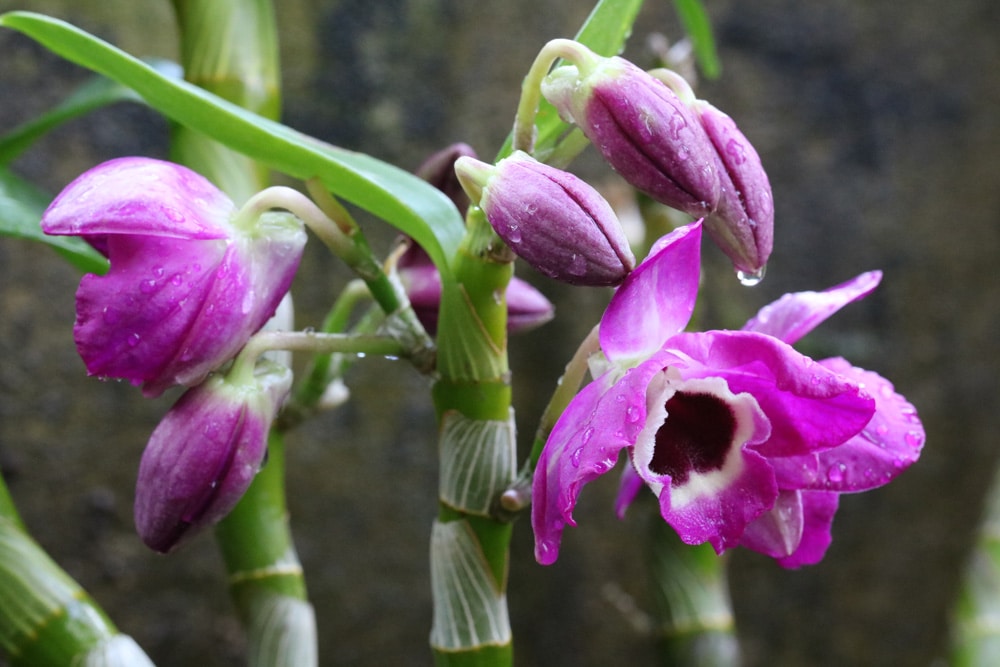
xmin=0 ymin=167 xmax=108 ymax=274
xmin=0 ymin=59 xmax=180 ymax=166
xmin=497 ymin=0 xmax=645 ymax=161
xmin=0 ymin=12 xmax=464 ymax=276
xmin=673 ymin=0 xmax=721 ymax=79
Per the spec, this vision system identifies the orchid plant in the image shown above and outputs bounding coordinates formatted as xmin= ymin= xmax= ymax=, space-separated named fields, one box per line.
xmin=0 ymin=1 xmax=932 ymax=666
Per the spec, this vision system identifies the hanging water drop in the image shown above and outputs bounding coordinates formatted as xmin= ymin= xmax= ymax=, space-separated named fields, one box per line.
xmin=737 ymin=265 xmax=766 ymax=287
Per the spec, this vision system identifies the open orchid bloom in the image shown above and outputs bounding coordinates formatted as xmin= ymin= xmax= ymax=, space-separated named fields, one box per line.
xmin=42 ymin=157 xmax=306 ymax=397
xmin=532 ymin=221 xmax=923 ymax=567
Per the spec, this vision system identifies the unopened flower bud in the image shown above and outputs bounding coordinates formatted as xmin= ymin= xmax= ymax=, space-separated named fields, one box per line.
xmin=694 ymin=100 xmax=774 ymax=275
xmin=455 ymin=151 xmax=634 ymax=286
xmin=541 ymin=49 xmax=721 ymax=218
xmin=396 ymin=238 xmax=554 ymax=333
xmin=415 ymin=142 xmax=478 ymax=213
xmin=134 ymin=359 xmax=292 ymax=552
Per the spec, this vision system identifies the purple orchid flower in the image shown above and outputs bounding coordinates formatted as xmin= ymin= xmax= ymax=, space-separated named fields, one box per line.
xmin=134 ymin=358 xmax=292 ymax=552
xmin=532 ymin=221 xmax=923 ymax=567
xmin=42 ymin=157 xmax=307 ymax=397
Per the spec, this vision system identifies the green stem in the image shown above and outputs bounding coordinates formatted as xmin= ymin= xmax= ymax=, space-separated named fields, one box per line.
xmin=951 ymin=468 xmax=1000 ymax=665
xmin=0 ymin=472 xmax=154 ymax=666
xmin=215 ymin=432 xmax=317 ymax=667
xmin=511 ymin=38 xmax=592 ymax=154
xmin=646 ymin=512 xmax=740 ymax=666
xmin=429 ymin=206 xmax=516 ymax=665
xmin=170 ymin=0 xmax=280 ymax=202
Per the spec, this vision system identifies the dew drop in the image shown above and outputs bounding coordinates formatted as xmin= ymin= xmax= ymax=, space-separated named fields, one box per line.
xmin=625 ymin=404 xmax=642 ymax=423
xmin=139 ymin=279 xmax=158 ymax=294
xmin=568 ymin=253 xmax=587 ymax=276
xmin=571 ymin=447 xmax=584 ymax=467
xmin=581 ymin=427 xmax=595 ymax=444
xmin=102 ymin=307 xmax=121 ymax=324
xmin=826 ymin=463 xmax=846 ymax=484
xmin=170 ymin=273 xmax=183 ymax=286
xmin=506 ymin=224 xmax=522 ymax=243
xmin=905 ymin=430 xmax=924 ymax=449
xmin=737 ymin=265 xmax=766 ymax=286
xmin=152 ymin=265 xmax=165 ymax=278
xmin=127 ymin=333 xmax=141 ymax=347
xmin=876 ymin=423 xmax=889 ymax=437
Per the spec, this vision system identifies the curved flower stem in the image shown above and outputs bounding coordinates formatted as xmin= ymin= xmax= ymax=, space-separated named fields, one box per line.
xmin=238 ymin=181 xmax=435 ymax=373
xmin=0 ymin=470 xmax=155 ymax=666
xmin=511 ymin=38 xmax=592 ymax=153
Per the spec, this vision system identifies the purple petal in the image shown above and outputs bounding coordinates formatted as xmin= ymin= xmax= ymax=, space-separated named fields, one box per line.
xmin=600 ymin=221 xmax=702 ymax=364
xmin=614 ymin=464 xmax=645 ymax=518
xmin=742 ymin=271 xmax=882 ymax=345
xmin=73 ymin=235 xmax=227 ymax=389
xmin=696 ymin=100 xmax=774 ymax=274
xmin=770 ymin=357 xmax=924 ymax=492
xmin=42 ymin=157 xmax=235 ymax=240
xmin=665 ymin=331 xmax=876 ymax=458
xmin=737 ymin=489 xmax=804 ymax=559
xmin=532 ymin=360 xmax=662 ymax=565
xmin=774 ymin=491 xmax=839 ymax=568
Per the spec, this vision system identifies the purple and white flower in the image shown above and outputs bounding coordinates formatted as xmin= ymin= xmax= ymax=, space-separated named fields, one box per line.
xmin=532 ymin=221 xmax=923 ymax=567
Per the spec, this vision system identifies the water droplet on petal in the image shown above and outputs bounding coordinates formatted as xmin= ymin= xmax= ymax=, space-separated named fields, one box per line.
xmin=152 ymin=265 xmax=165 ymax=278
xmin=581 ymin=427 xmax=595 ymax=445
xmin=737 ymin=265 xmax=766 ymax=287
xmin=570 ymin=447 xmax=584 ymax=467
xmin=102 ymin=307 xmax=121 ymax=324
xmin=568 ymin=253 xmax=588 ymax=277
xmin=139 ymin=278 xmax=158 ymax=294
xmin=905 ymin=431 xmax=924 ymax=449
xmin=826 ymin=463 xmax=846 ymax=484
xmin=127 ymin=333 xmax=141 ymax=347
xmin=625 ymin=405 xmax=642 ymax=423
xmin=507 ymin=224 xmax=522 ymax=243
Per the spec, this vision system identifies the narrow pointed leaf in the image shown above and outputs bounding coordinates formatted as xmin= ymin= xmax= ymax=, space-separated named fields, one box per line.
xmin=0 ymin=12 xmax=464 ymax=275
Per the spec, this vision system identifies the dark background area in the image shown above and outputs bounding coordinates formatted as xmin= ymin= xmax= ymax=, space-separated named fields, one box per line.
xmin=0 ymin=0 xmax=997 ymax=665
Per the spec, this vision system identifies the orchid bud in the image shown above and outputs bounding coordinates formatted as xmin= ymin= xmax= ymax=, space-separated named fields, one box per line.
xmin=396 ymin=238 xmax=554 ymax=334
xmin=695 ymin=100 xmax=774 ymax=275
xmin=415 ymin=142 xmax=478 ymax=213
xmin=455 ymin=151 xmax=634 ymax=286
xmin=42 ymin=157 xmax=307 ymax=397
xmin=541 ymin=50 xmax=721 ymax=218
xmin=134 ymin=359 xmax=292 ymax=552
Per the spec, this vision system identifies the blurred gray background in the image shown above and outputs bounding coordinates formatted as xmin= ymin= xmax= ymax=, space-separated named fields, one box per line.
xmin=0 ymin=0 xmax=997 ymax=665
